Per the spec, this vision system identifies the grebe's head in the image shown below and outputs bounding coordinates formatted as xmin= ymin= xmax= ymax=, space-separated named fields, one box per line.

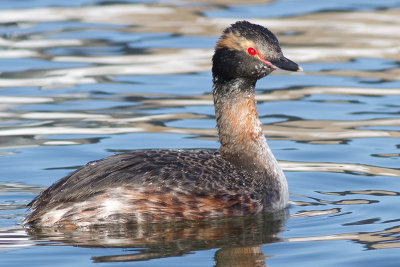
xmin=212 ymin=21 xmax=301 ymax=82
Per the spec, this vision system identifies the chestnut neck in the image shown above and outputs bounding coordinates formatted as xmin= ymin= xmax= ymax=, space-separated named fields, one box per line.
xmin=212 ymin=76 xmax=284 ymax=180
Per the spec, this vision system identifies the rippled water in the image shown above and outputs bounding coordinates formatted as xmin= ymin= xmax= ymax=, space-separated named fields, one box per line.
xmin=1 ymin=0 xmax=400 ymax=266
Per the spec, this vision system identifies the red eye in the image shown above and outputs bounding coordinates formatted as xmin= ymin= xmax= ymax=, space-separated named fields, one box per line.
xmin=247 ymin=47 xmax=257 ymax=55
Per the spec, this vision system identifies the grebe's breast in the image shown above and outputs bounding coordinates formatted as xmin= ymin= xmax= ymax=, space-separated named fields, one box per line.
xmin=25 ymin=150 xmax=282 ymax=228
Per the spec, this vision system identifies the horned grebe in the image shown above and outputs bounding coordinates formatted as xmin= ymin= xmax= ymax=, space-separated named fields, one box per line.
xmin=24 ymin=21 xmax=301 ymax=228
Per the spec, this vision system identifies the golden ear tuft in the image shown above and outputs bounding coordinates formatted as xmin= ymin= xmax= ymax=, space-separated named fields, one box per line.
xmin=216 ymin=32 xmax=257 ymax=52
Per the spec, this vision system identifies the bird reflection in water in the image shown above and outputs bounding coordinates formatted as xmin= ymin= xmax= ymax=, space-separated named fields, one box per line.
xmin=26 ymin=210 xmax=288 ymax=266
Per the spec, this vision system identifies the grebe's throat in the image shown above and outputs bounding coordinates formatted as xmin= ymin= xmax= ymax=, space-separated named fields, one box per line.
xmin=213 ymin=77 xmax=283 ymax=179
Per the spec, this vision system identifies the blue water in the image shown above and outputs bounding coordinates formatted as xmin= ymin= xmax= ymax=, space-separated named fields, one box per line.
xmin=1 ymin=0 xmax=400 ymax=266
xmin=206 ymin=0 xmax=400 ymax=18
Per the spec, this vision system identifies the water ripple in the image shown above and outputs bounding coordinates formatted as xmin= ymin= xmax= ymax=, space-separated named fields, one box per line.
xmin=0 ymin=1 xmax=400 ymax=266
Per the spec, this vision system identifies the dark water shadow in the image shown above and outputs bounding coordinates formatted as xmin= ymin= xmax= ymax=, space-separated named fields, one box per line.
xmin=25 ymin=210 xmax=288 ymax=265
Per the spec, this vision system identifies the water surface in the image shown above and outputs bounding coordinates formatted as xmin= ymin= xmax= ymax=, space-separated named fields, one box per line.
xmin=1 ymin=0 xmax=400 ymax=266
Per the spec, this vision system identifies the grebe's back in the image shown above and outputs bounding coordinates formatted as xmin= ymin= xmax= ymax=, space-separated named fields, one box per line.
xmin=25 ymin=150 xmax=281 ymax=227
